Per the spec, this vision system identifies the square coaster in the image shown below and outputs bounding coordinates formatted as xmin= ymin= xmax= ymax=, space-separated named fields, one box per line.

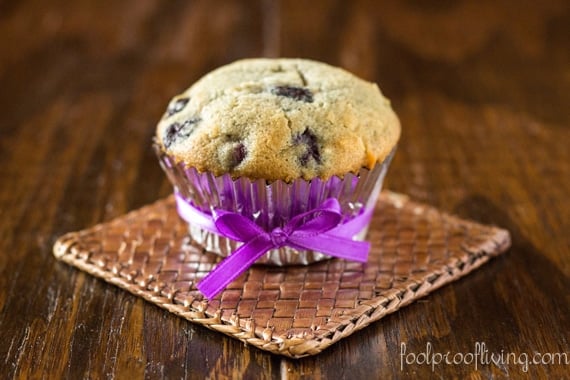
xmin=53 ymin=192 xmax=510 ymax=358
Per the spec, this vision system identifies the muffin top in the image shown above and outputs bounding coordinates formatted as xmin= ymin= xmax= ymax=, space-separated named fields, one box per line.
xmin=155 ymin=58 xmax=400 ymax=182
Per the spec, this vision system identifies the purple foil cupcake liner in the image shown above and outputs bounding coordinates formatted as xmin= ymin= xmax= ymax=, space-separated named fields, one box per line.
xmin=154 ymin=140 xmax=395 ymax=266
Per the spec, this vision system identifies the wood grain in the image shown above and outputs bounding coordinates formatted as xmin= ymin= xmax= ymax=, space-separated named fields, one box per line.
xmin=0 ymin=0 xmax=568 ymax=378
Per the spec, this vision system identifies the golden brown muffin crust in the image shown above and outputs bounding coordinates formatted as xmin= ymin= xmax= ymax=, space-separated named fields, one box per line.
xmin=156 ymin=58 xmax=400 ymax=182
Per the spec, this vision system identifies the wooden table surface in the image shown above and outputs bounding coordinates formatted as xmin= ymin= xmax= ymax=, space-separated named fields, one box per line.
xmin=1 ymin=1 xmax=569 ymax=379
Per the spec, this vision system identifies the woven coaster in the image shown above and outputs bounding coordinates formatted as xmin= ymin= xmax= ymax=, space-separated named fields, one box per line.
xmin=53 ymin=192 xmax=510 ymax=358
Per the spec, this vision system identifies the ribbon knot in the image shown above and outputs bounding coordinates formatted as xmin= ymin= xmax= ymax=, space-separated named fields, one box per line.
xmin=270 ymin=227 xmax=288 ymax=247
xmin=175 ymin=193 xmax=372 ymax=299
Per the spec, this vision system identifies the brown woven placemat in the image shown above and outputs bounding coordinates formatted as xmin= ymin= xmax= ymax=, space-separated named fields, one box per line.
xmin=53 ymin=192 xmax=510 ymax=358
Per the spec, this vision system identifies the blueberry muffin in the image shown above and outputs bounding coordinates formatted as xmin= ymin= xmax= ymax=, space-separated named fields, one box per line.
xmin=154 ymin=58 xmax=401 ymax=294
xmin=155 ymin=58 xmax=400 ymax=182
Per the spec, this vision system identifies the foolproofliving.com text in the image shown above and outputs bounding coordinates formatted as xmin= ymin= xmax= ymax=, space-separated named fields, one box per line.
xmin=400 ymin=342 xmax=569 ymax=373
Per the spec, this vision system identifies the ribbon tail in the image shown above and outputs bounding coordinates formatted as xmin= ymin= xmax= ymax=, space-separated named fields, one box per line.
xmin=197 ymin=236 xmax=274 ymax=299
xmin=288 ymin=234 xmax=370 ymax=262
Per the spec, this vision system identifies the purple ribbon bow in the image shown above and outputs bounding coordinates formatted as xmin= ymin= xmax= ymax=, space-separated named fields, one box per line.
xmin=175 ymin=193 xmax=371 ymax=299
